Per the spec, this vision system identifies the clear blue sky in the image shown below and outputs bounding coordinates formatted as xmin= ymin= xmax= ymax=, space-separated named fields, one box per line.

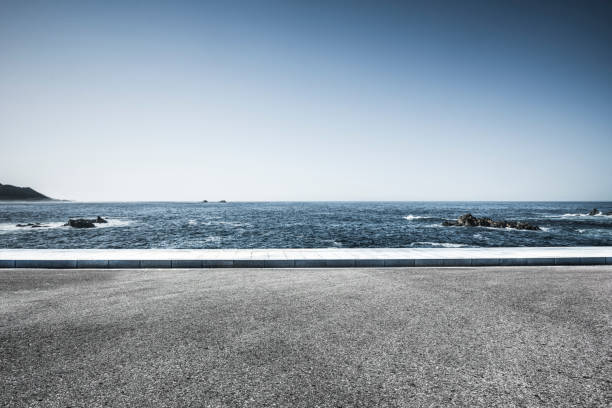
xmin=1 ymin=1 xmax=611 ymax=201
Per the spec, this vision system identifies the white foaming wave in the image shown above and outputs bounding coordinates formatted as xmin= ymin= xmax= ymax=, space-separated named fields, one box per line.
xmin=403 ymin=215 xmax=430 ymax=220
xmin=410 ymin=242 xmax=470 ymax=248
xmin=474 ymin=226 xmax=542 ymax=233
xmin=577 ymin=229 xmax=586 ymax=233
xmin=0 ymin=221 xmax=65 ymax=233
xmin=201 ymin=220 xmax=249 ymax=227
xmin=0 ymin=218 xmax=132 ymax=233
xmin=322 ymin=239 xmax=343 ymax=247
xmin=539 ymin=227 xmax=551 ymax=232
xmin=188 ymin=219 xmax=197 ymax=226
xmin=545 ymin=212 xmax=612 ymax=218
xmin=94 ymin=218 xmax=132 ymax=228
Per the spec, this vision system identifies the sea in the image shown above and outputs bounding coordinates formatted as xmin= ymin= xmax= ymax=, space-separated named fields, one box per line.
xmin=1 ymin=201 xmax=611 ymax=249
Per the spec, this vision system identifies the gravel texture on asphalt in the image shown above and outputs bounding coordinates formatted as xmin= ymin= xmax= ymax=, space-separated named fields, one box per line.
xmin=1 ymin=266 xmax=611 ymax=407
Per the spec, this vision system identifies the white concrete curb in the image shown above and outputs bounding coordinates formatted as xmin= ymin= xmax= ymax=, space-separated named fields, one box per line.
xmin=1 ymin=247 xmax=611 ymax=268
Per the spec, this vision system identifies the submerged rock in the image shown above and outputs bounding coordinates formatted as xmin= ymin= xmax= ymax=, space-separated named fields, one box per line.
xmin=442 ymin=213 xmax=541 ymax=231
xmin=588 ymin=208 xmax=600 ymax=216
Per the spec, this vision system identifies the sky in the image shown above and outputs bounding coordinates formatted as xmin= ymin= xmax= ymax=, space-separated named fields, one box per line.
xmin=1 ymin=0 xmax=611 ymax=201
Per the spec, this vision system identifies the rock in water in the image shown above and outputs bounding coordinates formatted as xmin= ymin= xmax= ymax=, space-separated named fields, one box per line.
xmin=457 ymin=213 xmax=478 ymax=226
xmin=443 ymin=213 xmax=540 ymax=231
xmin=63 ymin=216 xmax=107 ymax=228
xmin=588 ymin=208 xmax=600 ymax=216
xmin=65 ymin=219 xmax=96 ymax=228
xmin=16 ymin=222 xmax=48 ymax=228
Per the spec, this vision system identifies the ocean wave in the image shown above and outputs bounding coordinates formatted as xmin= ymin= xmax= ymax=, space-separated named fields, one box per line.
xmin=0 ymin=221 xmax=65 ymax=233
xmin=502 ymin=226 xmax=540 ymax=232
xmin=94 ymin=218 xmax=132 ymax=228
xmin=403 ymin=215 xmax=431 ymax=220
xmin=471 ymin=226 xmax=544 ymax=233
xmin=321 ymin=239 xmax=343 ymax=247
xmin=201 ymin=220 xmax=249 ymax=227
xmin=545 ymin=212 xmax=612 ymax=218
xmin=0 ymin=218 xmax=132 ymax=233
xmin=409 ymin=242 xmax=470 ymax=248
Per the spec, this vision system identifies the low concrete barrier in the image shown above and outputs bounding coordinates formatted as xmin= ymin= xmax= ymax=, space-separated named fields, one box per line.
xmin=0 ymin=256 xmax=610 ymax=268
xmin=1 ymin=248 xmax=611 ymax=268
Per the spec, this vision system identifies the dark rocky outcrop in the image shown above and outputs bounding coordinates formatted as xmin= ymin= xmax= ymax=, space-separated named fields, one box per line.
xmin=65 ymin=219 xmax=96 ymax=228
xmin=442 ymin=213 xmax=541 ymax=231
xmin=202 ymin=200 xmax=208 ymax=203
xmin=588 ymin=208 xmax=600 ymax=216
xmin=0 ymin=182 xmax=52 ymax=201
xmin=219 ymin=200 xmax=227 ymax=203
xmin=64 ymin=216 xmax=107 ymax=228
xmin=16 ymin=222 xmax=49 ymax=228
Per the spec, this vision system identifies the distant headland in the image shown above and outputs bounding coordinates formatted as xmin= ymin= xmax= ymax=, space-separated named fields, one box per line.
xmin=0 ymin=182 xmax=53 ymax=201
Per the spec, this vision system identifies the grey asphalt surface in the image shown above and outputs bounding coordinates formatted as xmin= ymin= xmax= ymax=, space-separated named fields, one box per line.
xmin=1 ymin=267 xmax=611 ymax=407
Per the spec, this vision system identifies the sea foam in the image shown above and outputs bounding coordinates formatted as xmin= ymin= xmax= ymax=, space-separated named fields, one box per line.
xmin=0 ymin=222 xmax=65 ymax=233
xmin=0 ymin=218 xmax=132 ymax=233
xmin=545 ymin=212 xmax=612 ymax=218
xmin=403 ymin=215 xmax=430 ymax=220
xmin=409 ymin=242 xmax=470 ymax=248
xmin=94 ymin=218 xmax=132 ymax=228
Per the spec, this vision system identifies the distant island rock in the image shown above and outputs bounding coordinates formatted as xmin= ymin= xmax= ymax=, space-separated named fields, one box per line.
xmin=219 ymin=200 xmax=227 ymax=203
xmin=0 ymin=182 xmax=52 ymax=201
xmin=64 ymin=216 xmax=108 ymax=228
xmin=442 ymin=213 xmax=541 ymax=231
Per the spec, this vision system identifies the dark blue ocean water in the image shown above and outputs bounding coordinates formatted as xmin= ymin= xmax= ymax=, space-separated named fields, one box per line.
xmin=1 ymin=201 xmax=611 ymax=248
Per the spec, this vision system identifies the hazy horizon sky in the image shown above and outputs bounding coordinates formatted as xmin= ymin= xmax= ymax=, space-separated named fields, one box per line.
xmin=1 ymin=1 xmax=611 ymax=201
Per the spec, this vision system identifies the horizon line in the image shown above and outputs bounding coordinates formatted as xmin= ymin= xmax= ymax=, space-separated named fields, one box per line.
xmin=3 ymin=199 xmax=612 ymax=204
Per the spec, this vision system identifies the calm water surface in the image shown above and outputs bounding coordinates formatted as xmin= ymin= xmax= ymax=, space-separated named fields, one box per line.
xmin=1 ymin=201 xmax=611 ymax=248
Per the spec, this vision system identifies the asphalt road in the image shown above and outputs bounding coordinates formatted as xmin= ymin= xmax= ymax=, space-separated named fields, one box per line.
xmin=1 ymin=266 xmax=611 ymax=407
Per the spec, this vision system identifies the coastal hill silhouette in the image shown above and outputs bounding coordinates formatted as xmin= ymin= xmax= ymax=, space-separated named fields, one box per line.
xmin=0 ymin=182 xmax=52 ymax=201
